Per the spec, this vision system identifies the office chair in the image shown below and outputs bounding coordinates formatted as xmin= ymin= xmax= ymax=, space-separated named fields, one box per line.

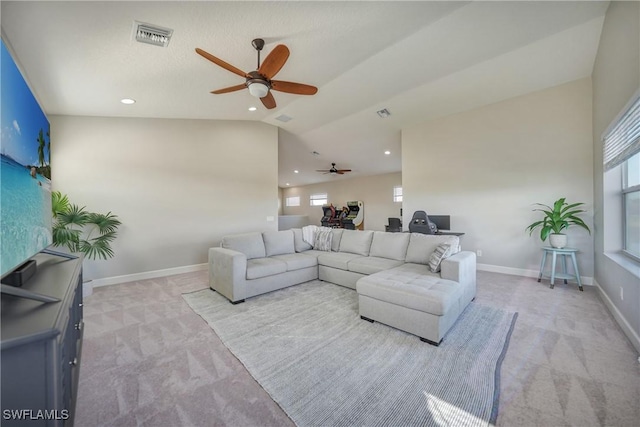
xmin=386 ymin=217 xmax=402 ymax=232
xmin=408 ymin=211 xmax=438 ymax=234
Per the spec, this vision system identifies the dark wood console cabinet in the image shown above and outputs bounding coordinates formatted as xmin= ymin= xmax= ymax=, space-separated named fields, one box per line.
xmin=1 ymin=253 xmax=84 ymax=426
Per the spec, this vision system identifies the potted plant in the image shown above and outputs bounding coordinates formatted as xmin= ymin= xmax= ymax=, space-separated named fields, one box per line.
xmin=51 ymin=191 xmax=122 ymax=259
xmin=525 ymin=197 xmax=590 ymax=248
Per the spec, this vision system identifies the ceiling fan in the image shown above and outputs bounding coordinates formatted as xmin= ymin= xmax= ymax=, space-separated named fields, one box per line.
xmin=316 ymin=163 xmax=352 ymax=175
xmin=195 ymin=38 xmax=318 ymax=110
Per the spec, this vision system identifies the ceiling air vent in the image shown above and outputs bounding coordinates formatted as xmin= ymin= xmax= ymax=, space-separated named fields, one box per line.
xmin=133 ymin=21 xmax=173 ymax=47
xmin=376 ymin=108 xmax=391 ymax=118
xmin=275 ymin=114 xmax=293 ymax=123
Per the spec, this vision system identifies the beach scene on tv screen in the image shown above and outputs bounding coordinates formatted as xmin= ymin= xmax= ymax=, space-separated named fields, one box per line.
xmin=1 ymin=39 xmax=52 ymax=277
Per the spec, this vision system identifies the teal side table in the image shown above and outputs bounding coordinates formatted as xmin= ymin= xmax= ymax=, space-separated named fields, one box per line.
xmin=537 ymin=247 xmax=583 ymax=291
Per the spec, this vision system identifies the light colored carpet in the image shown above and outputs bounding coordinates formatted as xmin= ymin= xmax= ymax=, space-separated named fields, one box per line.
xmin=183 ymin=280 xmax=517 ymax=427
xmin=74 ymin=270 xmax=640 ymax=426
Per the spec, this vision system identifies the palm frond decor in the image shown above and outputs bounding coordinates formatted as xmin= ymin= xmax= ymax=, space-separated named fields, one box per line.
xmin=51 ymin=191 xmax=122 ymax=260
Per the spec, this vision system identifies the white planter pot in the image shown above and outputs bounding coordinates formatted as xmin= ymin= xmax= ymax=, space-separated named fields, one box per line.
xmin=549 ymin=233 xmax=567 ymax=248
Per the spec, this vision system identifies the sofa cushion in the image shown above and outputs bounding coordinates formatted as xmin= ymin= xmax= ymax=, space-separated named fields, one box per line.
xmin=356 ymin=269 xmax=463 ymax=316
xmin=317 ymin=252 xmax=365 ymax=270
xmin=263 ymin=230 xmax=295 ymax=257
xmin=314 ymin=228 xmax=333 ymax=251
xmin=347 ymin=256 xmax=404 ymax=275
xmin=331 ymin=229 xmax=343 ymax=252
xmin=271 ymin=253 xmax=318 ymax=271
xmin=339 ymin=230 xmax=374 ymax=256
xmin=390 ymin=262 xmax=439 ymax=278
xmin=246 ymin=258 xmax=287 ymax=279
xmin=292 ymin=228 xmax=313 ymax=252
xmin=297 ymin=249 xmax=326 ymax=259
xmin=369 ymin=231 xmax=410 ymax=261
xmin=405 ymin=234 xmax=459 ymax=265
xmin=222 ymin=232 xmax=266 ymax=260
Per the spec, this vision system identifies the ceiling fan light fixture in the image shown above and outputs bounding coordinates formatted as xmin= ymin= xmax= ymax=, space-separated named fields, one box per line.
xmin=248 ymin=81 xmax=269 ymax=98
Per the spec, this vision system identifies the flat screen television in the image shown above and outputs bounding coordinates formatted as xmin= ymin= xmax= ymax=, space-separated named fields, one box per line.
xmin=0 ymin=38 xmax=52 ymax=280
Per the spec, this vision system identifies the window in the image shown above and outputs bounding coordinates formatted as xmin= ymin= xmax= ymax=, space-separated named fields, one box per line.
xmin=603 ymin=91 xmax=640 ymax=261
xmin=285 ymin=196 xmax=300 ymax=207
xmin=623 ymin=152 xmax=640 ymax=260
xmin=310 ymin=193 xmax=328 ymax=206
xmin=393 ymin=186 xmax=403 ymax=203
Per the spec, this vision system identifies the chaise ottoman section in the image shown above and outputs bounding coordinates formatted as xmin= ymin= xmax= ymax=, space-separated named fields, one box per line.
xmin=356 ymin=268 xmax=468 ymax=345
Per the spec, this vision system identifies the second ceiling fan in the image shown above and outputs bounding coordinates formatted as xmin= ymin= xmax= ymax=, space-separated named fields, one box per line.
xmin=195 ymin=38 xmax=318 ymax=109
xmin=317 ymin=163 xmax=352 ymax=175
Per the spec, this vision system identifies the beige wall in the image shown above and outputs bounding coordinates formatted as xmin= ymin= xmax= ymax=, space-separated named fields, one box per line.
xmin=281 ymin=172 xmax=402 ymax=231
xmin=402 ymin=78 xmax=594 ymax=276
xmin=51 ymin=116 xmax=279 ymax=281
xmin=592 ymin=1 xmax=640 ymax=349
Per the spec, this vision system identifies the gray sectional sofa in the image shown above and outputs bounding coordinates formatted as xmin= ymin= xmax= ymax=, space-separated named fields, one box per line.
xmin=208 ymin=228 xmax=476 ymax=345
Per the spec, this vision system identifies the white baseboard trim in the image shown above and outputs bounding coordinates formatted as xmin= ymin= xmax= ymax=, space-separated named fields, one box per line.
xmin=87 ymin=263 xmax=208 ymax=291
xmin=476 ymin=263 xmax=594 ymax=285
xmin=593 ymin=278 xmax=640 ymax=353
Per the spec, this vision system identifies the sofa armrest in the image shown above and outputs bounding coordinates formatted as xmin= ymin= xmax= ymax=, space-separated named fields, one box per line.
xmin=441 ymin=251 xmax=476 ymax=301
xmin=209 ymin=247 xmax=248 ymax=303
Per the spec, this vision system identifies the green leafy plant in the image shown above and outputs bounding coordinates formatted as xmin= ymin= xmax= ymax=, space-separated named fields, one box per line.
xmin=525 ymin=197 xmax=591 ymax=241
xmin=52 ymin=191 xmax=122 ymax=260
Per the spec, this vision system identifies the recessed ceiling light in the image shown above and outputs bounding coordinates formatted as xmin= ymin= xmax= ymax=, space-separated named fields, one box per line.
xmin=294 ymin=170 xmax=299 ymax=173
xmin=286 ymin=183 xmax=290 ymax=186
xmin=248 ymin=106 xmax=257 ymax=111
xmin=384 ymin=150 xmax=391 ymax=155
xmin=120 ymin=98 xmax=136 ymax=105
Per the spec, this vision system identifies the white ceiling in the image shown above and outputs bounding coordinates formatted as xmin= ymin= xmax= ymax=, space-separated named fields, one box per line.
xmin=1 ymin=1 xmax=609 ymax=187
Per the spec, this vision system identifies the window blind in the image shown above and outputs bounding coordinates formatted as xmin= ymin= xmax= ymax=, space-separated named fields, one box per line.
xmin=604 ymin=92 xmax=640 ymax=171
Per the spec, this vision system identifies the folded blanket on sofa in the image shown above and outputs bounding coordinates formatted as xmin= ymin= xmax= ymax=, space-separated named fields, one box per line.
xmin=302 ymin=225 xmax=318 ymax=245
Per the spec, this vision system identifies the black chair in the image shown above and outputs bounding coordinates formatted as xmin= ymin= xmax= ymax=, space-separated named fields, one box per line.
xmin=386 ymin=217 xmax=402 ymax=232
xmin=408 ymin=211 xmax=438 ymax=234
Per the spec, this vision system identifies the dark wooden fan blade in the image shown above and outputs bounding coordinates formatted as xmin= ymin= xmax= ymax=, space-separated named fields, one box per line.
xmin=337 ymin=169 xmax=352 ymax=173
xmin=271 ymin=80 xmax=318 ymax=95
xmin=261 ymin=91 xmax=277 ymax=109
xmin=195 ymin=48 xmax=248 ymax=78
xmin=258 ymin=45 xmax=290 ymax=79
xmin=316 ymin=170 xmax=330 ymax=172
xmin=211 ymin=84 xmax=246 ymax=94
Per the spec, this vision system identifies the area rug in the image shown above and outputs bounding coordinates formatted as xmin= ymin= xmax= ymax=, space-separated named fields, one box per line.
xmin=183 ymin=281 xmax=517 ymax=427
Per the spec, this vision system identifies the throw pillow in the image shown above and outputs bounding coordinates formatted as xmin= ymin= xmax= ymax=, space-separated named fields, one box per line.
xmin=314 ymin=228 xmax=333 ymax=252
xmin=428 ymin=243 xmax=453 ymax=273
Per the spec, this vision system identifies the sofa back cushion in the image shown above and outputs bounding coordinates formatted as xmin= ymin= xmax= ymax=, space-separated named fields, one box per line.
xmin=331 ymin=229 xmax=343 ymax=252
xmin=339 ymin=229 xmax=374 ymax=256
xmin=222 ymin=232 xmax=266 ymax=260
xmin=405 ymin=233 xmax=460 ymax=265
xmin=291 ymin=228 xmax=312 ymax=252
xmin=369 ymin=231 xmax=411 ymax=261
xmin=262 ymin=230 xmax=295 ymax=257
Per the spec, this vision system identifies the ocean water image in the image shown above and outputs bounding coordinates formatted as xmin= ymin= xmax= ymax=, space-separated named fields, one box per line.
xmin=0 ymin=155 xmax=52 ymax=275
xmin=1 ymin=39 xmax=52 ymax=277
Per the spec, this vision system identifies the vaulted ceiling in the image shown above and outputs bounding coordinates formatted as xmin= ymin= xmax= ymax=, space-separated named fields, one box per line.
xmin=1 ymin=1 xmax=609 ymax=187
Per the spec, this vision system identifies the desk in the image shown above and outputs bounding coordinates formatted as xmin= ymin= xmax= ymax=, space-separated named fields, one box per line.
xmin=435 ymin=231 xmax=465 ymax=236
xmin=537 ymin=247 xmax=583 ymax=291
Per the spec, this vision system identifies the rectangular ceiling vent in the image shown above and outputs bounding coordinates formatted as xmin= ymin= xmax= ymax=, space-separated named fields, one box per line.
xmin=133 ymin=21 xmax=173 ymax=47
xmin=376 ymin=108 xmax=391 ymax=118
xmin=275 ymin=114 xmax=293 ymax=123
